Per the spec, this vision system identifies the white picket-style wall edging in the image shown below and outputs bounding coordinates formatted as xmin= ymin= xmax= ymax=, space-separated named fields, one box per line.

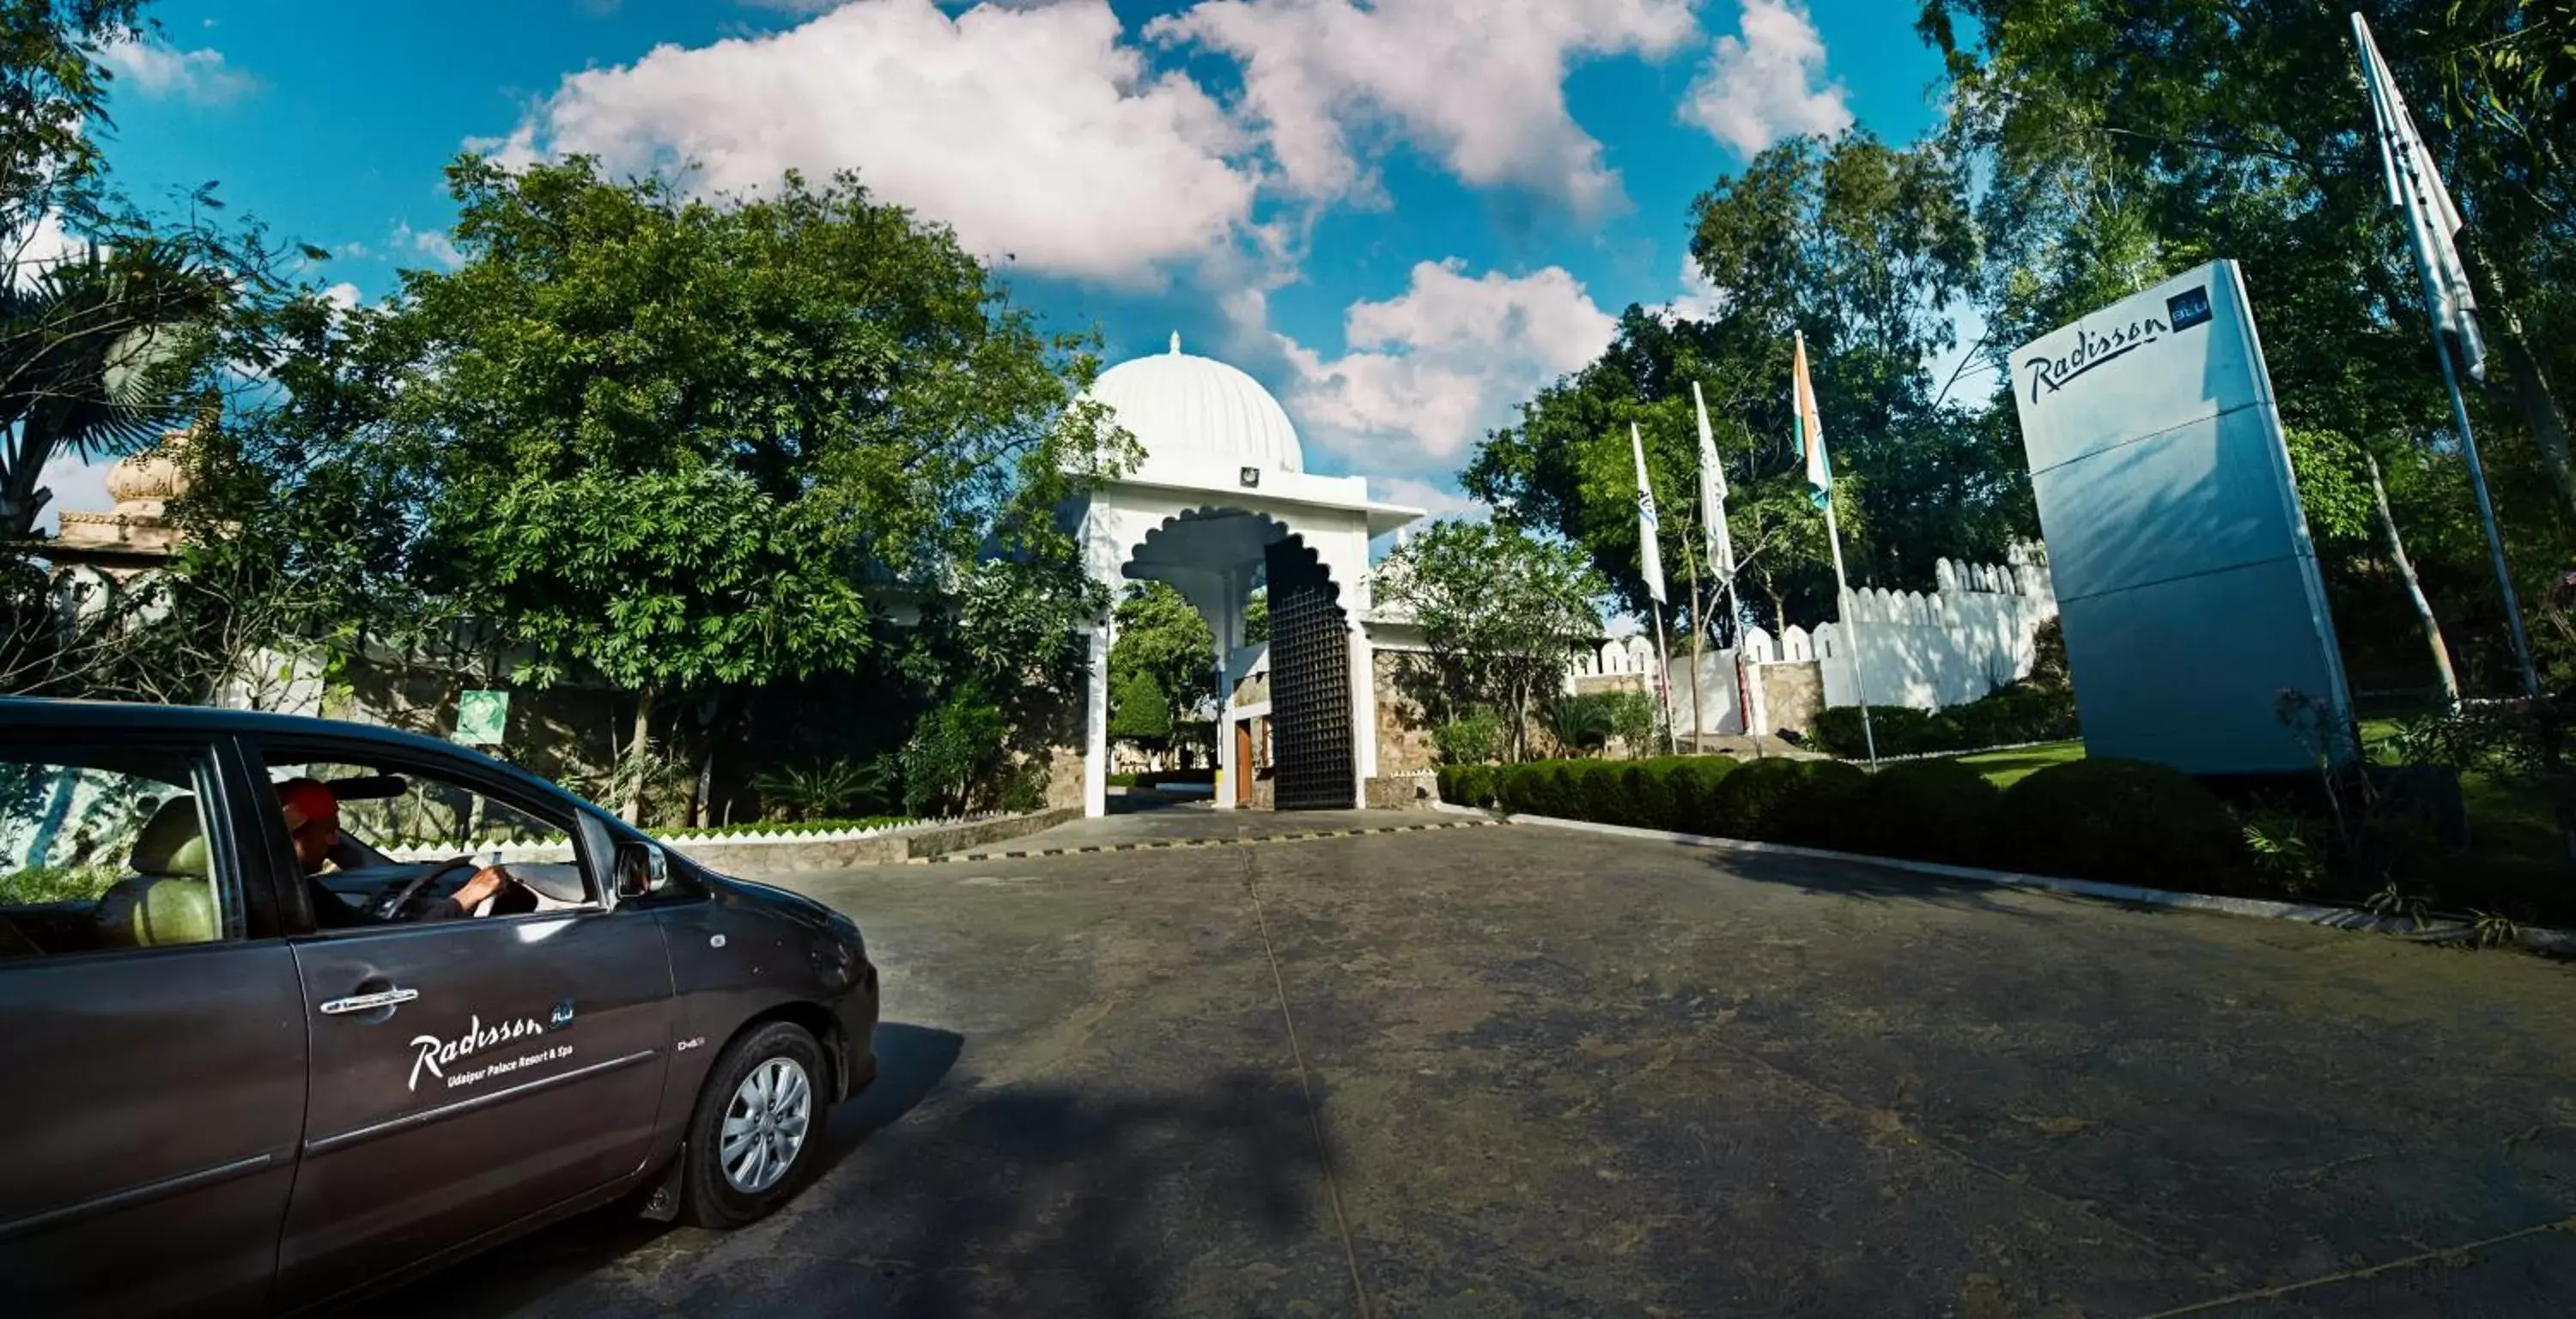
xmin=378 ymin=809 xmax=1022 ymax=863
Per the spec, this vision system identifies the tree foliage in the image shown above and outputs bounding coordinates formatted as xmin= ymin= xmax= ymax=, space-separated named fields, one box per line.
xmin=1108 ymin=580 xmax=1215 ymax=733
xmin=1378 ymin=520 xmax=1608 ymax=763
xmin=1467 ymin=132 xmax=2031 ymax=641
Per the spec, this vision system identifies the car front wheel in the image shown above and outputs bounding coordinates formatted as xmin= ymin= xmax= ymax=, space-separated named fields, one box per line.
xmin=679 ymin=1021 xmax=829 ymax=1228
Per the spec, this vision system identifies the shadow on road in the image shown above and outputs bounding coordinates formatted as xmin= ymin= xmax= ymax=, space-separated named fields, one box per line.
xmin=1699 ymin=846 xmax=2113 ymax=921
xmin=379 ymin=1021 xmax=963 ymax=1318
xmin=813 ymin=1067 xmax=1328 ymax=1318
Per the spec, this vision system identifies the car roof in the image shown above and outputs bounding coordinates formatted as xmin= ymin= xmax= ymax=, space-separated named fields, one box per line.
xmin=0 ymin=696 xmax=585 ymax=806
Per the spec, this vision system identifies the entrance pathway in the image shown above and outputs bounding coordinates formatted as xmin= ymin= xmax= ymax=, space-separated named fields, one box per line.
xmin=931 ymin=802 xmax=1480 ymax=859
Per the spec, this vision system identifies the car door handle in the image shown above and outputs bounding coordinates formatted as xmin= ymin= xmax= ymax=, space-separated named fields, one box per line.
xmin=319 ymin=987 xmax=419 ymax=1015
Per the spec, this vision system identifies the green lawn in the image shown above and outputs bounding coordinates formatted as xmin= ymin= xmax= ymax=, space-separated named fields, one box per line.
xmin=1951 ymin=740 xmax=2083 ymax=788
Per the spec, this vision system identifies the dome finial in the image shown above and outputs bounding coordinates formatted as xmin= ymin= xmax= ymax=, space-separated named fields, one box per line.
xmin=1169 ymin=331 xmax=1182 ymax=356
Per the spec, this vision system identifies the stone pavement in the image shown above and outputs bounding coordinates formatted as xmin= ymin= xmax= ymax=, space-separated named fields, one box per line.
xmin=385 ymin=817 xmax=2576 ymax=1318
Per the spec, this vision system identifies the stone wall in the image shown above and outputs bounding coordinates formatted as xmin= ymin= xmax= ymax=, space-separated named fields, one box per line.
xmin=1364 ymin=774 xmax=1436 ymax=810
xmin=1758 ymin=661 xmax=1825 ymax=736
xmin=1370 ymin=651 xmax=1438 ymax=777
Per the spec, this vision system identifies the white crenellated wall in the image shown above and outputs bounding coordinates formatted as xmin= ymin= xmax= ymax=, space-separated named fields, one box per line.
xmin=1549 ymin=548 xmax=2057 ymax=735
xmin=1813 ymin=549 xmax=2058 ymax=710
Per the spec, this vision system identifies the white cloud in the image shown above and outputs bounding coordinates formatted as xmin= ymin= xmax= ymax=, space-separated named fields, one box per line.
xmin=1267 ymin=258 xmax=1617 ymax=471
xmin=96 ymin=38 xmax=255 ymax=104
xmin=323 ymin=282 xmax=363 ymax=312
xmin=1150 ymin=0 xmax=1695 ymax=216
xmin=1372 ymin=475 xmax=1487 ymax=522
xmin=35 ymin=453 xmax=115 ymax=532
xmin=392 ymin=222 xmax=465 ymax=270
xmin=1680 ymin=0 xmax=1850 ymax=156
xmin=493 ymin=0 xmax=1256 ymax=285
xmin=1661 ymin=252 xmax=1728 ymax=322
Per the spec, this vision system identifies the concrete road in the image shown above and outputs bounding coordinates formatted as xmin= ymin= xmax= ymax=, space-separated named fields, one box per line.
xmin=386 ymin=814 xmax=2576 ymax=1317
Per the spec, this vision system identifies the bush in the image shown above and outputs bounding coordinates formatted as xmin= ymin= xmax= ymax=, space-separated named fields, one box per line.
xmin=1438 ymin=764 xmax=1495 ymax=809
xmin=1708 ymin=757 xmax=1809 ymax=839
xmin=1662 ymin=756 xmax=1740 ymax=831
xmin=1620 ymin=763 xmax=1676 ymax=831
xmin=1771 ymin=760 xmax=1872 ymax=848
xmin=1574 ymin=761 xmax=1633 ymax=825
xmin=1814 ymin=705 xmax=1943 ymax=757
xmin=1860 ymin=760 xmax=2005 ymax=866
xmin=1812 ymin=683 xmax=2079 ymax=759
xmin=2002 ymin=759 xmax=2250 ymax=890
xmin=1433 ymin=711 xmax=1504 ymax=766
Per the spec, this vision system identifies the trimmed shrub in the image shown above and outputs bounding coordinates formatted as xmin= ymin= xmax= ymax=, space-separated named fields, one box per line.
xmin=1814 ymin=705 xmax=1943 ymax=757
xmin=1812 ymin=683 xmax=2080 ymax=759
xmin=1437 ymin=764 xmax=1495 ymax=809
xmin=1619 ymin=763 xmax=1676 ymax=831
xmin=1708 ymin=757 xmax=1809 ymax=839
xmin=1771 ymin=760 xmax=1873 ymax=848
xmin=1662 ymin=756 xmax=1740 ymax=831
xmin=1860 ymin=759 xmax=2004 ymax=865
xmin=1576 ymin=761 xmax=1633 ymax=825
xmin=2002 ymin=759 xmax=2250 ymax=890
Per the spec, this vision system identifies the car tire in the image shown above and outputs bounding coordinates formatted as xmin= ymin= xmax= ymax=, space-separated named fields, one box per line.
xmin=678 ymin=1021 xmax=830 ymax=1229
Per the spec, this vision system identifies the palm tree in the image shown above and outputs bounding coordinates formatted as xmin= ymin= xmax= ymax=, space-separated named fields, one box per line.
xmin=1 ymin=240 xmax=222 ymax=540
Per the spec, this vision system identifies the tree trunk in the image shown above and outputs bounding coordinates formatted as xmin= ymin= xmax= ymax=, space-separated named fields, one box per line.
xmin=621 ymin=685 xmax=655 ymax=824
xmin=692 ymin=741 xmax=714 ymax=830
xmin=2366 ymin=452 xmax=2460 ymax=711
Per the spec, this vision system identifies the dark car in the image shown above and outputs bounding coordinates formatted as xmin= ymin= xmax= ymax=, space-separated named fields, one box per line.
xmin=0 ymin=698 xmax=879 ymax=1317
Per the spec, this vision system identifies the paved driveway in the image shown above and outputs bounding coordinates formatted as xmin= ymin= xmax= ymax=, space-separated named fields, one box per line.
xmin=387 ymin=813 xmax=2576 ymax=1317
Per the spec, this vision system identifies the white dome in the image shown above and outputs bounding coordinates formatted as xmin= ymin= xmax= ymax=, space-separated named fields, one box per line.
xmin=1085 ymin=334 xmax=1304 ymax=483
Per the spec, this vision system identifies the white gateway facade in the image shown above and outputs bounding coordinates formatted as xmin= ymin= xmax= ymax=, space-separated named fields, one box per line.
xmin=1067 ymin=337 xmax=1424 ymax=816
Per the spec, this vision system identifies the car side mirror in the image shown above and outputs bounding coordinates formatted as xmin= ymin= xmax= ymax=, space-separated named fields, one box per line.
xmin=614 ymin=840 xmax=669 ymax=901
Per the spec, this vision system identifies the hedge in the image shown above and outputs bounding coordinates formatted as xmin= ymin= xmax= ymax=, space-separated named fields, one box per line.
xmin=1814 ymin=681 xmax=2078 ymax=758
xmin=1857 ymin=759 xmax=2004 ymax=866
xmin=1440 ymin=751 xmax=2253 ymax=890
xmin=2002 ymin=758 xmax=2251 ymax=892
xmin=1440 ymin=755 xmax=1741 ymax=832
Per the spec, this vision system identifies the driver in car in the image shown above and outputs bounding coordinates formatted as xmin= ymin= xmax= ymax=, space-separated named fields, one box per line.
xmin=277 ymin=778 xmax=518 ymax=927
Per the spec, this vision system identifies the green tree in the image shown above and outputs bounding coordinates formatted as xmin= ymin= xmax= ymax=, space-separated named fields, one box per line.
xmin=1378 ymin=520 xmax=1608 ymax=763
xmin=1107 ymin=580 xmax=1215 ymax=739
xmin=1922 ymin=0 xmax=2576 ymax=692
xmin=1108 ymin=669 xmax=1173 ymax=746
xmin=224 ymin=155 xmax=1121 ymax=819
xmin=1471 ymin=132 xmax=2027 ymax=646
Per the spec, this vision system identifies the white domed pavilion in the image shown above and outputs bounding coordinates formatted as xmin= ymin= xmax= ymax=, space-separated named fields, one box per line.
xmin=1066 ymin=335 xmax=1425 ymax=815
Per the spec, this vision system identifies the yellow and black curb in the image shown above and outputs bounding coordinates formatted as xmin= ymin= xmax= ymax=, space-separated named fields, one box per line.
xmin=908 ymin=818 xmax=1505 ymax=865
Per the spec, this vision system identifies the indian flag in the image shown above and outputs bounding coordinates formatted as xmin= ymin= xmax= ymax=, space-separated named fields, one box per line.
xmin=1791 ymin=330 xmax=1830 ymax=509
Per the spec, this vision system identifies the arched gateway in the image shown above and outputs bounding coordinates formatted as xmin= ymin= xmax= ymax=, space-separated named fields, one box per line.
xmin=1066 ymin=335 xmax=1424 ymax=816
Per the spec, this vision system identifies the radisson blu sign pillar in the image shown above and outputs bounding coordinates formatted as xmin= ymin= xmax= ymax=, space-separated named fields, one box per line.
xmin=2011 ymin=259 xmax=2353 ymax=773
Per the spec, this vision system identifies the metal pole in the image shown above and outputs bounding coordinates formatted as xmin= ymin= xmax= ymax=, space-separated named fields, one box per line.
xmin=1649 ymin=608 xmax=1678 ymax=757
xmin=2433 ymin=335 xmax=2540 ymax=698
xmin=1821 ymin=497 xmax=1879 ymax=768
xmin=1686 ymin=525 xmax=1704 ymax=754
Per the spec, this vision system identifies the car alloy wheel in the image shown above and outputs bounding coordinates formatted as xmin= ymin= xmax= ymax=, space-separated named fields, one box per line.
xmin=720 ymin=1056 xmax=812 ymax=1194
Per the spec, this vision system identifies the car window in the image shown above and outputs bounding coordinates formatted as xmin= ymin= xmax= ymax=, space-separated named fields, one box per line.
xmin=0 ymin=746 xmax=234 ymax=958
xmin=252 ymin=751 xmax=598 ymax=921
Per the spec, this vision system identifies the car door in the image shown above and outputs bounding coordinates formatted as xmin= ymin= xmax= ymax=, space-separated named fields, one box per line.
xmin=248 ymin=739 xmax=676 ymax=1311
xmin=0 ymin=731 xmax=306 ymax=1319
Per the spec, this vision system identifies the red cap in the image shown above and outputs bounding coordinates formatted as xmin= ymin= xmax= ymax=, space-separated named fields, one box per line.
xmin=276 ymin=779 xmax=338 ymax=830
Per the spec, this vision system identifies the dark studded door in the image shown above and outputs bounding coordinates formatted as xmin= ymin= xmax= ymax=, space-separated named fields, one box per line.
xmin=1264 ymin=540 xmax=1354 ymax=811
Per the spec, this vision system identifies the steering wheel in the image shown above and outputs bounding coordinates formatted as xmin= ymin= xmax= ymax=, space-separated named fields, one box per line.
xmin=373 ymin=856 xmax=481 ymax=921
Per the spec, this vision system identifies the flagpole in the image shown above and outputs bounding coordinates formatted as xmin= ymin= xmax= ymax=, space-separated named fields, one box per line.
xmin=1822 ymin=494 xmax=1878 ymax=768
xmin=1650 ymin=607 xmax=1677 ymax=756
xmin=2434 ymin=337 xmax=2539 ymax=696
xmin=1686 ymin=518 xmax=1704 ymax=753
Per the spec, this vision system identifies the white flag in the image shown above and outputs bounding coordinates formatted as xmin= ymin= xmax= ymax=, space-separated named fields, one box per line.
xmin=1692 ymin=380 xmax=1735 ymax=586
xmin=2352 ymin=13 xmax=2488 ymax=382
xmin=1631 ymin=422 xmax=1666 ymax=605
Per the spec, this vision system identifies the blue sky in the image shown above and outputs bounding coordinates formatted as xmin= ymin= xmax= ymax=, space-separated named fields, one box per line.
xmin=59 ymin=0 xmax=1948 ymax=523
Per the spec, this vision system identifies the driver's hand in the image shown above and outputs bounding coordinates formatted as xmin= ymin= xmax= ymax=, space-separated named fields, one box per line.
xmin=451 ymin=865 xmax=513 ymax=914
